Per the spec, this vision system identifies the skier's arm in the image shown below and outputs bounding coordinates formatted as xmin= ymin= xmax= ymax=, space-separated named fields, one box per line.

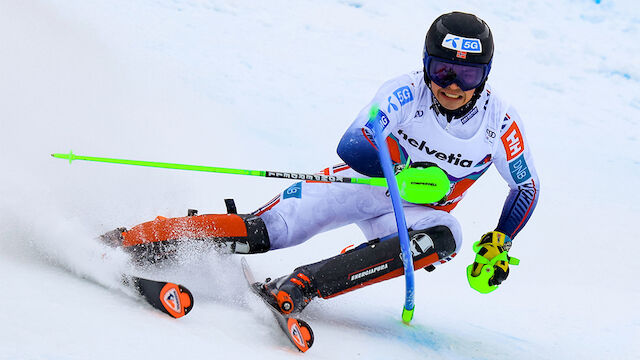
xmin=336 ymin=105 xmax=385 ymax=177
xmin=492 ymin=107 xmax=540 ymax=240
xmin=467 ymin=108 xmax=539 ymax=293
xmin=337 ymin=76 xmax=416 ymax=177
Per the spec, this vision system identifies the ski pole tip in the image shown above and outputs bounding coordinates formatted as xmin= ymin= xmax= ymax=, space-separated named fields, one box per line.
xmin=402 ymin=306 xmax=415 ymax=324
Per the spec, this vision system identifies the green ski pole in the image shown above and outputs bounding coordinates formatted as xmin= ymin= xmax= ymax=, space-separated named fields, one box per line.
xmin=51 ymin=150 xmax=450 ymax=203
xmin=51 ymin=150 xmax=386 ymax=185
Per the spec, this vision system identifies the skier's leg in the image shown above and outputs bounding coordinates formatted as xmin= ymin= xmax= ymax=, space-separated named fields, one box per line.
xmin=255 ymin=166 xmax=393 ymax=250
xmin=100 ymin=165 xmax=390 ymax=261
xmin=262 ymin=208 xmax=462 ymax=314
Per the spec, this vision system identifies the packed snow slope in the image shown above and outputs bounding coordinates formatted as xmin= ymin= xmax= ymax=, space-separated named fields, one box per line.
xmin=1 ymin=1 xmax=638 ymax=359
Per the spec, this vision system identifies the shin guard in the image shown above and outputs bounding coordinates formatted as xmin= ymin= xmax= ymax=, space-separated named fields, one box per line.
xmin=276 ymin=225 xmax=456 ymax=305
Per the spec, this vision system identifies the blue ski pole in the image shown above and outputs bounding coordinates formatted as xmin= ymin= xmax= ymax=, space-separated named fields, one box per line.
xmin=368 ymin=105 xmax=415 ymax=323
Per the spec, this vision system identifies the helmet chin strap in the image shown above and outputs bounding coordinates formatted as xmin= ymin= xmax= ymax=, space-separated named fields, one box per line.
xmin=424 ymin=69 xmax=486 ymax=123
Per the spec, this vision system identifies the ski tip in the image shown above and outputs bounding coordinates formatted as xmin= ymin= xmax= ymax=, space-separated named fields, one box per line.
xmin=130 ymin=276 xmax=194 ymax=319
xmin=287 ymin=318 xmax=314 ymax=352
xmin=159 ymin=283 xmax=194 ymax=318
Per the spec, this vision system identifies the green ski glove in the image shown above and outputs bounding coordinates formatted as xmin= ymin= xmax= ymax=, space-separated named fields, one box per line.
xmin=466 ymin=231 xmax=520 ymax=294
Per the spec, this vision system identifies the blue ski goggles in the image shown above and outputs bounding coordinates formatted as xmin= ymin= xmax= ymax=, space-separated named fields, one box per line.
xmin=424 ymin=56 xmax=491 ymax=91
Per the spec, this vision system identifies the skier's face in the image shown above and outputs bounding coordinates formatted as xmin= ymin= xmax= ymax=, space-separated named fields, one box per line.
xmin=431 ymin=82 xmax=476 ymax=110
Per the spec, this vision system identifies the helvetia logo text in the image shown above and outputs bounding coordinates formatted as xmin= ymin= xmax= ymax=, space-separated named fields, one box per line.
xmin=397 ymin=129 xmax=473 ymax=167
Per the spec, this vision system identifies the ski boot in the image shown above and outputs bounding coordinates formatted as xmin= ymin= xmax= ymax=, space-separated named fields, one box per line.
xmin=98 ymin=201 xmax=270 ymax=263
xmin=260 ymin=270 xmax=317 ymax=315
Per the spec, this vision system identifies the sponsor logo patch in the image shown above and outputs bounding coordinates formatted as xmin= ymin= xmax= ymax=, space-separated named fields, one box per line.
xmin=442 ymin=34 xmax=482 ymax=53
xmin=289 ymin=321 xmax=305 ymax=347
xmin=460 ymin=107 xmax=478 ymax=124
xmin=397 ymin=129 xmax=474 ymax=167
xmin=387 ymin=96 xmax=399 ymax=113
xmin=393 ymin=86 xmax=414 ymax=106
xmin=266 ymin=172 xmax=346 ymax=183
xmin=410 ymin=233 xmax=434 ymax=257
xmin=163 ymin=288 xmax=181 ymax=313
xmin=350 ymin=261 xmax=391 ymax=281
xmin=283 ymin=182 xmax=302 ymax=199
xmin=501 ymin=121 xmax=524 ymax=161
xmin=365 ymin=110 xmax=390 ymax=134
xmin=509 ymin=154 xmax=532 ymax=184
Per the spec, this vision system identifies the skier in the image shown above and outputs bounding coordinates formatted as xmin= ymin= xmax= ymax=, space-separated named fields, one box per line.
xmin=102 ymin=12 xmax=539 ymax=315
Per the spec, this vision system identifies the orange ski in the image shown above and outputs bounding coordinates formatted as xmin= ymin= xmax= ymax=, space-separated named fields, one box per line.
xmin=125 ymin=275 xmax=194 ymax=319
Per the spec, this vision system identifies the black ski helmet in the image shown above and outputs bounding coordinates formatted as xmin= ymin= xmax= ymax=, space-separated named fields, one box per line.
xmin=423 ymin=12 xmax=494 ymax=66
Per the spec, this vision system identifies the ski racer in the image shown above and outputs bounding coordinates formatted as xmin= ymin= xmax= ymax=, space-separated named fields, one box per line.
xmin=102 ymin=12 xmax=539 ymax=315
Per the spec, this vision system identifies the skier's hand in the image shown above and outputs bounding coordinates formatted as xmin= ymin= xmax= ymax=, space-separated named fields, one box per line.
xmin=466 ymin=231 xmax=519 ymax=293
xmin=395 ymin=162 xmax=450 ymax=204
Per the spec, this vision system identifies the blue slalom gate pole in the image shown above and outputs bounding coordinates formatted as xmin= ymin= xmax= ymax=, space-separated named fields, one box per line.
xmin=368 ymin=105 xmax=415 ymax=323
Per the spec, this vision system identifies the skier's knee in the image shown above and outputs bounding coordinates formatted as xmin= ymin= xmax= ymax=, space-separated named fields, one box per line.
xmin=257 ymin=210 xmax=289 ymax=250
xmin=409 ymin=225 xmax=456 ymax=259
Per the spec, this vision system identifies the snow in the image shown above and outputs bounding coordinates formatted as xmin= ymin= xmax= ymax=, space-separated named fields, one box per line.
xmin=1 ymin=0 xmax=639 ymax=359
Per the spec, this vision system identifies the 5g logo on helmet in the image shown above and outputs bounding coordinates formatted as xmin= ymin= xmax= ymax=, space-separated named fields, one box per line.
xmin=441 ymin=34 xmax=483 ymax=53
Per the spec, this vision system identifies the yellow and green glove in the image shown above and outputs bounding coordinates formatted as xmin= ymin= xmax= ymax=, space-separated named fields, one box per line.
xmin=466 ymin=231 xmax=520 ymax=294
